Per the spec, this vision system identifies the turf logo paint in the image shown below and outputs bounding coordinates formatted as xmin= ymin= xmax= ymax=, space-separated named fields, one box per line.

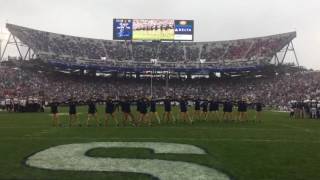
xmin=48 ymin=113 xmax=82 ymax=116
xmin=25 ymin=142 xmax=229 ymax=180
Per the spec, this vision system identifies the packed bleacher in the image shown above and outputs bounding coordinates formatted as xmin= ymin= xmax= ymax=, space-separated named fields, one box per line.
xmin=1 ymin=65 xmax=319 ymax=112
xmin=6 ymin=24 xmax=296 ymax=70
xmin=1 ymin=23 xmax=310 ymax=113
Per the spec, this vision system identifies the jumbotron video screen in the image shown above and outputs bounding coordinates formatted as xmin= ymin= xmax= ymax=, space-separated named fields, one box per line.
xmin=113 ymin=19 xmax=194 ymax=41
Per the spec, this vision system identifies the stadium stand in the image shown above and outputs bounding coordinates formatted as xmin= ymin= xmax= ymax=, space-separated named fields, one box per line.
xmin=1 ymin=23 xmax=311 ymax=112
xmin=1 ymin=65 xmax=319 ymax=110
xmin=5 ymin=24 xmax=296 ymax=72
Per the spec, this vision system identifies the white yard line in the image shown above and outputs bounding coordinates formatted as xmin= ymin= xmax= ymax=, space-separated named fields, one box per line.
xmin=0 ymin=126 xmax=298 ymax=132
xmin=21 ymin=128 xmax=52 ymax=138
xmin=277 ymin=123 xmax=314 ymax=133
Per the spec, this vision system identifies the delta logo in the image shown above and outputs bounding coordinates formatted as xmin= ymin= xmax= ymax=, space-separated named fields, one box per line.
xmin=175 ymin=27 xmax=192 ymax=32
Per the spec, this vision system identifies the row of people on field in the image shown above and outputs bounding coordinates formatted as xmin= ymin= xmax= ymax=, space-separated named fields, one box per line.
xmin=48 ymin=96 xmax=263 ymax=127
xmin=0 ymin=97 xmax=44 ymax=112
xmin=289 ymin=100 xmax=320 ymax=119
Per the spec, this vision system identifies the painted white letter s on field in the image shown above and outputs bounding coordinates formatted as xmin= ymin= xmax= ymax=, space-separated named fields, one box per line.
xmin=26 ymin=142 xmax=230 ymax=180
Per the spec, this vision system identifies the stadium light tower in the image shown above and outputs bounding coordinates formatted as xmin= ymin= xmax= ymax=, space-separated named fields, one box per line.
xmin=199 ymin=59 xmax=206 ymax=70
xmin=150 ymin=59 xmax=158 ymax=97
xmin=0 ymin=39 xmax=2 ymax=62
xmin=0 ymin=27 xmax=9 ymax=62
xmin=0 ymin=28 xmax=3 ymax=61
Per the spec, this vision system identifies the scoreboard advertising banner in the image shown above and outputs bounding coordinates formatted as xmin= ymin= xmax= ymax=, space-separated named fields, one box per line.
xmin=113 ymin=19 xmax=194 ymax=41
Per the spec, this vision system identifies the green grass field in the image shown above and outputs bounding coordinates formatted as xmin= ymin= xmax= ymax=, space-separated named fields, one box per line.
xmin=133 ymin=30 xmax=174 ymax=41
xmin=0 ymin=105 xmax=320 ymax=180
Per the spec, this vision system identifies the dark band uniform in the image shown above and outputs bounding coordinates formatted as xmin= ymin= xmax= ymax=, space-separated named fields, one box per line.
xmin=195 ymin=99 xmax=201 ymax=111
xmin=139 ymin=100 xmax=149 ymax=114
xmin=209 ymin=100 xmax=219 ymax=112
xmin=50 ymin=102 xmax=59 ymax=114
xmin=164 ymin=99 xmax=172 ymax=112
xmin=256 ymin=102 xmax=262 ymax=112
xmin=88 ymin=100 xmax=97 ymax=114
xmin=227 ymin=101 xmax=233 ymax=112
xmin=136 ymin=99 xmax=142 ymax=113
xmin=105 ymin=100 xmax=116 ymax=114
xmin=68 ymin=100 xmax=77 ymax=115
xmin=150 ymin=100 xmax=157 ymax=112
xmin=121 ymin=100 xmax=131 ymax=113
xmin=179 ymin=100 xmax=188 ymax=112
xmin=223 ymin=101 xmax=229 ymax=113
xmin=238 ymin=100 xmax=247 ymax=112
xmin=201 ymin=101 xmax=208 ymax=112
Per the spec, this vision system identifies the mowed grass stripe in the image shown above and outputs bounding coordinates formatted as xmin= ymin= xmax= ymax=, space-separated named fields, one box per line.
xmin=1 ymin=137 xmax=320 ymax=144
xmin=1 ymin=106 xmax=320 ymax=180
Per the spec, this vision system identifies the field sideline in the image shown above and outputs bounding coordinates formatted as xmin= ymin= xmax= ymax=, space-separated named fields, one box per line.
xmin=0 ymin=105 xmax=320 ymax=180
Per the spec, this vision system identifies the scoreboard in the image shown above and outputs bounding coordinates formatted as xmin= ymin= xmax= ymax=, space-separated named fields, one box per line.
xmin=113 ymin=19 xmax=133 ymax=40
xmin=113 ymin=19 xmax=194 ymax=41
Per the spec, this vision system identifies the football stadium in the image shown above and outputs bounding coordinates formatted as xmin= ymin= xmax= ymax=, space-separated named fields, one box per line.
xmin=1 ymin=1 xmax=320 ymax=180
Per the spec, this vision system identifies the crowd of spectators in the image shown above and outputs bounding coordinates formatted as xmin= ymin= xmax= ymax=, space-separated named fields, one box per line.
xmin=1 ymin=66 xmax=319 ymax=110
xmin=1 ymin=24 xmax=308 ymax=111
xmin=7 ymin=24 xmax=296 ymax=66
